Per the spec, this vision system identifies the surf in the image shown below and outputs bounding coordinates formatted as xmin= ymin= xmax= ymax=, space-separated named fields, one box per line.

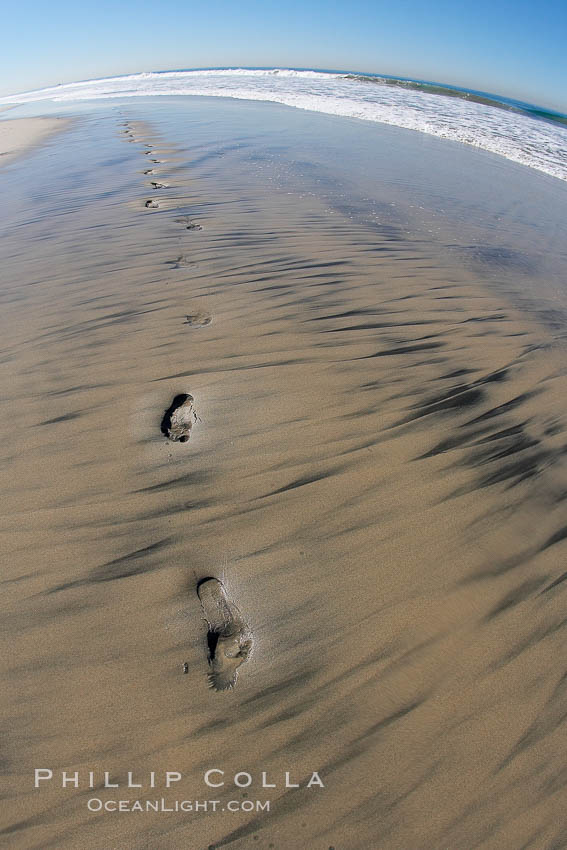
xmin=2 ymin=66 xmax=567 ymax=182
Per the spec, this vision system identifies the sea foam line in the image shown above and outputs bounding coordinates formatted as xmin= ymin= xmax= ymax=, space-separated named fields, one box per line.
xmin=1 ymin=68 xmax=566 ymax=182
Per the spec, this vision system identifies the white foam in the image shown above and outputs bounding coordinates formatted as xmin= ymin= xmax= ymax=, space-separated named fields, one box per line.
xmin=2 ymin=68 xmax=566 ymax=182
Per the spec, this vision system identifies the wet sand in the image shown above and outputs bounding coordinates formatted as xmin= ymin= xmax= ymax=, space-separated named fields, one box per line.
xmin=1 ymin=105 xmax=567 ymax=850
xmin=0 ymin=116 xmax=70 ymax=167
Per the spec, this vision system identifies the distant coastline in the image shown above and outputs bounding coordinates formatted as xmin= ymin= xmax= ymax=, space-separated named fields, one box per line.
xmin=339 ymin=71 xmax=567 ymax=128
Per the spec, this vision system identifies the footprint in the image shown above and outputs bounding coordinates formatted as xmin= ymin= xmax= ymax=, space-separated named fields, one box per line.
xmin=184 ymin=313 xmax=212 ymax=328
xmin=145 ymin=199 xmax=159 ymax=209
xmin=165 ymin=255 xmax=195 ymax=269
xmin=160 ymin=393 xmax=196 ymax=442
xmin=197 ymin=578 xmax=252 ymax=691
xmin=150 ymin=181 xmax=168 ymax=189
xmin=175 ymin=216 xmax=203 ymax=231
xmin=143 ymin=169 xmax=154 ymax=175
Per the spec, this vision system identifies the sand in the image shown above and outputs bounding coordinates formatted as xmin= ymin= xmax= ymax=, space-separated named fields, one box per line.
xmin=0 ymin=116 xmax=70 ymax=167
xmin=1 ymin=105 xmax=567 ymax=850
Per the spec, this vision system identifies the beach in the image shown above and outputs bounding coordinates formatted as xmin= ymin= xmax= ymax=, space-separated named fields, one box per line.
xmin=0 ymin=115 xmax=70 ymax=167
xmin=1 ymin=98 xmax=567 ymax=850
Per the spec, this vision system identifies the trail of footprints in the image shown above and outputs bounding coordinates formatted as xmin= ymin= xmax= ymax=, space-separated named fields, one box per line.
xmin=118 ymin=119 xmax=212 ymax=396
xmin=120 ymin=121 xmax=203 ymax=230
xmin=118 ymin=118 xmax=225 ymax=689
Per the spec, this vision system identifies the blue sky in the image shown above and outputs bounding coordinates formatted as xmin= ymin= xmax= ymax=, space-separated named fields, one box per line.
xmin=2 ymin=0 xmax=566 ymax=111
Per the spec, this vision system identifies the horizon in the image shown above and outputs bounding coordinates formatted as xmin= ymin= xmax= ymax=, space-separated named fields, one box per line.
xmin=3 ymin=64 xmax=567 ymax=121
xmin=1 ymin=0 xmax=566 ymax=113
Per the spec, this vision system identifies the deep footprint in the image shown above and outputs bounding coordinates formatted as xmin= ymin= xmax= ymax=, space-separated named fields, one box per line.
xmin=150 ymin=181 xmax=168 ymax=189
xmin=197 ymin=578 xmax=252 ymax=691
xmin=185 ymin=313 xmax=212 ymax=328
xmin=175 ymin=216 xmax=203 ymax=231
xmin=160 ymin=393 xmax=196 ymax=442
xmin=145 ymin=199 xmax=159 ymax=209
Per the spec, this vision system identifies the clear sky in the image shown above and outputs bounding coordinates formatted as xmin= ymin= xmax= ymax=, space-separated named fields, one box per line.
xmin=2 ymin=0 xmax=566 ymax=112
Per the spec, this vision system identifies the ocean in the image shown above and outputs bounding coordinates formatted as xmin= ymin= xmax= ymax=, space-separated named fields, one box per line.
xmin=1 ymin=66 xmax=567 ymax=182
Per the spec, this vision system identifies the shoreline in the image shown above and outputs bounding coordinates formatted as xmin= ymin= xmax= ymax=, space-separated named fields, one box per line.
xmin=0 ymin=115 xmax=71 ymax=167
xmin=1 ymin=102 xmax=566 ymax=849
xmin=1 ymin=70 xmax=565 ymax=181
